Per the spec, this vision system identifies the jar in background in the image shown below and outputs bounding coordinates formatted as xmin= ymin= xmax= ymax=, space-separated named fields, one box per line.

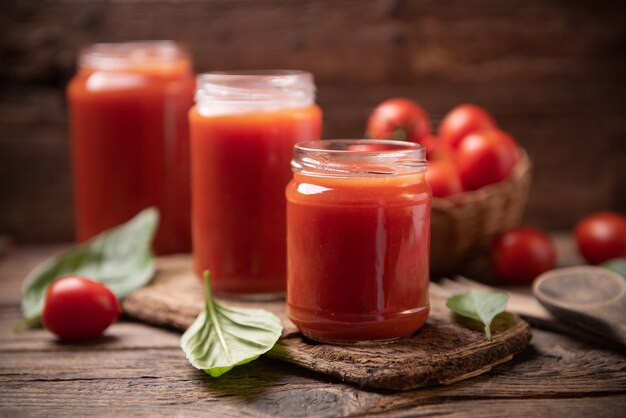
xmin=286 ymin=140 xmax=431 ymax=342
xmin=190 ymin=71 xmax=322 ymax=297
xmin=67 ymin=41 xmax=194 ymax=254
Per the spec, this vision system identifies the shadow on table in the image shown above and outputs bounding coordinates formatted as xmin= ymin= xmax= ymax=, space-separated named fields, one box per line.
xmin=195 ymin=357 xmax=360 ymax=416
xmin=52 ymin=334 xmax=120 ymax=347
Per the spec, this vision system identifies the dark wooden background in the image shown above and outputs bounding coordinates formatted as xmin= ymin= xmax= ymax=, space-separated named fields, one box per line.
xmin=1 ymin=0 xmax=625 ymax=243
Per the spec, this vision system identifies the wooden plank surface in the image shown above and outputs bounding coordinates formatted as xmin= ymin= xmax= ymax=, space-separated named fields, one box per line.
xmin=1 ymin=242 xmax=625 ymax=416
xmin=121 ymin=255 xmax=532 ymax=390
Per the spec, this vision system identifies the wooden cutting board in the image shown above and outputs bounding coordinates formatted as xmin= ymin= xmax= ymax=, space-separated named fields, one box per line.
xmin=123 ymin=255 xmax=532 ymax=391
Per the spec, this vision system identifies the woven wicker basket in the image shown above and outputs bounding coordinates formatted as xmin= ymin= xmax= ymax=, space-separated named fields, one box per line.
xmin=430 ymin=152 xmax=532 ymax=276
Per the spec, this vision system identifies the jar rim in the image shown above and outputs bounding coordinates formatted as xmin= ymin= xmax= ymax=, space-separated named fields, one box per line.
xmin=196 ymin=70 xmax=314 ymax=96
xmin=295 ymin=139 xmax=422 ymax=153
xmin=195 ymin=70 xmax=316 ymax=116
xmin=79 ymin=41 xmax=189 ymax=69
xmin=198 ymin=69 xmax=312 ymax=81
xmin=292 ymin=140 xmax=427 ymax=177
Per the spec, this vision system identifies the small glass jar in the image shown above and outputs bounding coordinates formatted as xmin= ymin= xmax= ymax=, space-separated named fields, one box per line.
xmin=190 ymin=71 xmax=322 ymax=297
xmin=286 ymin=140 xmax=431 ymax=343
xmin=67 ymin=41 xmax=194 ymax=255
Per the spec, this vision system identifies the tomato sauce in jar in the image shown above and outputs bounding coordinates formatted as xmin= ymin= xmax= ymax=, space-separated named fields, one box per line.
xmin=67 ymin=41 xmax=194 ymax=254
xmin=190 ymin=71 xmax=322 ymax=297
xmin=286 ymin=140 xmax=431 ymax=342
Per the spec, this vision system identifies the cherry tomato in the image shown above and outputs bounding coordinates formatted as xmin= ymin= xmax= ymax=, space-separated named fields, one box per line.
xmin=491 ymin=227 xmax=557 ymax=284
xmin=575 ymin=212 xmax=626 ymax=265
xmin=426 ymin=160 xmax=463 ymax=198
xmin=456 ymin=129 xmax=520 ymax=191
xmin=41 ymin=276 xmax=121 ymax=340
xmin=439 ymin=104 xmax=498 ymax=149
xmin=366 ymin=98 xmax=431 ymax=144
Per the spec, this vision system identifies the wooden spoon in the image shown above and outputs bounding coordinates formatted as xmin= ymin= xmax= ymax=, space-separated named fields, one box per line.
xmin=533 ymin=266 xmax=626 ymax=348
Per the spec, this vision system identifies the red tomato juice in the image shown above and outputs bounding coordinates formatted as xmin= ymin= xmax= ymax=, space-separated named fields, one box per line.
xmin=67 ymin=42 xmax=194 ymax=254
xmin=286 ymin=141 xmax=431 ymax=342
xmin=190 ymin=106 xmax=322 ymax=295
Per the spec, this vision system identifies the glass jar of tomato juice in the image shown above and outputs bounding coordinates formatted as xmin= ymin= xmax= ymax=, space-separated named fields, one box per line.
xmin=286 ymin=140 xmax=431 ymax=342
xmin=67 ymin=41 xmax=194 ymax=254
xmin=190 ymin=71 xmax=322 ymax=297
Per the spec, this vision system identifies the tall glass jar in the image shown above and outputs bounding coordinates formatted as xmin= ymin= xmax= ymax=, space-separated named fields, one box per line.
xmin=190 ymin=71 xmax=322 ymax=297
xmin=67 ymin=41 xmax=194 ymax=254
xmin=286 ymin=140 xmax=431 ymax=343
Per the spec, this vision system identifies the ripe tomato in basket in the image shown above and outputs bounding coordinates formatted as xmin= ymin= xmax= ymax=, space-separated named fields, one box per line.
xmin=491 ymin=227 xmax=557 ymax=284
xmin=423 ymin=135 xmax=455 ymax=162
xmin=439 ymin=104 xmax=498 ymax=149
xmin=366 ymin=98 xmax=431 ymax=144
xmin=456 ymin=129 xmax=520 ymax=191
xmin=426 ymin=159 xmax=463 ymax=198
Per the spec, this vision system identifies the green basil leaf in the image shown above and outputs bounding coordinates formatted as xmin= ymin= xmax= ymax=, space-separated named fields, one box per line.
xmin=181 ymin=271 xmax=283 ymax=377
xmin=446 ymin=290 xmax=508 ymax=339
xmin=20 ymin=207 xmax=158 ymax=325
xmin=602 ymin=258 xmax=626 ymax=279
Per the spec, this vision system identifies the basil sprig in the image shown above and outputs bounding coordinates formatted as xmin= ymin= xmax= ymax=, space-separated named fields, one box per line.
xmin=181 ymin=271 xmax=283 ymax=377
xmin=18 ymin=207 xmax=158 ymax=329
xmin=446 ymin=290 xmax=508 ymax=339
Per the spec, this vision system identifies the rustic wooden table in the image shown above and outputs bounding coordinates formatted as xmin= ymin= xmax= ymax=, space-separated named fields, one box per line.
xmin=1 ymin=241 xmax=625 ymax=417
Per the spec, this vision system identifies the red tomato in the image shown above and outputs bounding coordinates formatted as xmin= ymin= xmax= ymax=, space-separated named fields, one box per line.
xmin=426 ymin=160 xmax=463 ymax=198
xmin=575 ymin=212 xmax=626 ymax=264
xmin=421 ymin=134 xmax=437 ymax=158
xmin=366 ymin=98 xmax=431 ymax=144
xmin=456 ymin=129 xmax=520 ymax=191
xmin=439 ymin=104 xmax=498 ymax=149
xmin=422 ymin=135 xmax=455 ymax=163
xmin=491 ymin=227 xmax=557 ymax=284
xmin=41 ymin=276 xmax=121 ymax=340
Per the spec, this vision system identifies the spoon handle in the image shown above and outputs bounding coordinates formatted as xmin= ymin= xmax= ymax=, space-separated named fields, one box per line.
xmin=543 ymin=303 xmax=626 ymax=349
xmin=587 ymin=305 xmax=626 ymax=347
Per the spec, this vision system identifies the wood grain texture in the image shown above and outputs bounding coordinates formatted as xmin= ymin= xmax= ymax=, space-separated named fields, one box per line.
xmin=1 ymin=0 xmax=626 ymax=242
xmin=1 ymin=245 xmax=626 ymax=416
xmin=122 ymin=255 xmax=532 ymax=390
